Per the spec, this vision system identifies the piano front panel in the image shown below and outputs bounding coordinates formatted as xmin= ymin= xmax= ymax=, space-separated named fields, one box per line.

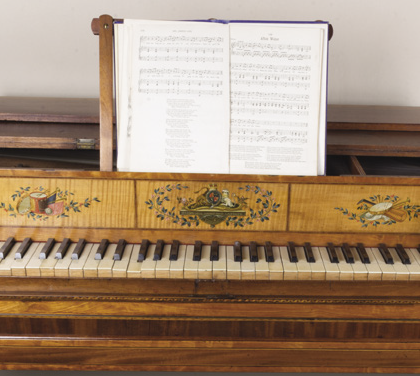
xmin=0 ymin=172 xmax=419 ymax=245
xmin=1 ymin=171 xmax=420 ymax=372
xmin=0 ymin=176 xmax=135 ymax=229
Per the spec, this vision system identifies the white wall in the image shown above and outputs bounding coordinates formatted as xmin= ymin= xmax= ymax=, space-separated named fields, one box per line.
xmin=1 ymin=0 xmax=420 ymax=106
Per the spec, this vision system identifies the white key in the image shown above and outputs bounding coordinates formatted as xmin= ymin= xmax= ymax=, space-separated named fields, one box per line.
xmin=127 ymin=244 xmax=142 ymax=278
xmin=295 ymin=246 xmax=312 ymax=280
xmin=0 ymin=242 xmax=19 ymax=276
xmin=318 ymin=247 xmax=339 ymax=280
xmin=388 ymin=247 xmax=410 ymax=281
xmin=155 ymin=244 xmax=171 ymax=279
xmin=226 ymin=245 xmax=241 ymax=280
xmin=370 ymin=247 xmax=396 ymax=280
xmin=55 ymin=243 xmax=77 ymax=277
xmin=198 ymin=245 xmax=212 ymax=279
xmin=141 ymin=244 xmax=157 ymax=278
xmin=255 ymin=246 xmax=270 ymax=280
xmin=364 ymin=248 xmax=383 ymax=281
xmin=268 ymin=246 xmax=284 ymax=280
xmin=83 ymin=244 xmax=101 ymax=278
xmin=170 ymin=244 xmax=186 ymax=279
xmin=310 ymin=247 xmax=326 ymax=281
xmin=335 ymin=246 xmax=353 ymax=281
xmin=69 ymin=243 xmax=94 ymax=278
xmin=24 ymin=243 xmax=46 ymax=277
xmin=11 ymin=242 xmax=40 ymax=277
xmin=279 ymin=246 xmax=297 ymax=280
xmin=350 ymin=246 xmax=368 ymax=281
xmin=406 ymin=248 xmax=420 ymax=281
xmin=112 ymin=244 xmax=134 ymax=278
xmin=97 ymin=243 xmax=117 ymax=278
xmin=241 ymin=246 xmax=255 ymax=280
xmin=212 ymin=245 xmax=227 ymax=280
xmin=183 ymin=245 xmax=198 ymax=279
xmin=40 ymin=243 xmax=61 ymax=277
xmin=408 ymin=248 xmax=420 ymax=264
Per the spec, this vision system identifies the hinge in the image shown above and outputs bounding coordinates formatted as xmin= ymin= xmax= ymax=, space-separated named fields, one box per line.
xmin=76 ymin=139 xmax=96 ymax=150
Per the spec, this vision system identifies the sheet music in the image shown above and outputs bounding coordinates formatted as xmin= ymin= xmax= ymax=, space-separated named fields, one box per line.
xmin=115 ymin=23 xmax=134 ymax=171
xmin=122 ymin=20 xmax=230 ymax=173
xmin=229 ymin=23 xmax=326 ymax=176
xmin=116 ymin=20 xmax=328 ymax=175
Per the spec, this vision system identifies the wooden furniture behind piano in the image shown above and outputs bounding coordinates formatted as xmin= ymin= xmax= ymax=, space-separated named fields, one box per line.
xmin=2 ymin=97 xmax=420 ymax=174
xmin=0 ymin=14 xmax=420 ymax=373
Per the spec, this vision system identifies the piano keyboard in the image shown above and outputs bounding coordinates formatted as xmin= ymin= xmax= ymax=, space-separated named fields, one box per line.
xmin=1 ymin=237 xmax=420 ymax=280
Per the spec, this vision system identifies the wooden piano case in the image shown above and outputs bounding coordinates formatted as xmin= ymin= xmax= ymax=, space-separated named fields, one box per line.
xmin=0 ymin=14 xmax=420 ymax=373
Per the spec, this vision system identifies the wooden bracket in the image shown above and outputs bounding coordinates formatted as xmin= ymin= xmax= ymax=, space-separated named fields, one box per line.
xmin=92 ymin=15 xmax=114 ymax=171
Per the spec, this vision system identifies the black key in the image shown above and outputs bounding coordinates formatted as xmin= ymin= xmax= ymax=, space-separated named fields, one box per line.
xmin=326 ymin=243 xmax=339 ymax=263
xmin=153 ymin=239 xmax=164 ymax=261
xmin=210 ymin=241 xmax=219 ymax=261
xmin=39 ymin=238 xmax=55 ymax=259
xmin=378 ymin=243 xmax=394 ymax=264
xmin=395 ymin=244 xmax=411 ymax=265
xmin=72 ymin=238 xmax=87 ymax=260
xmin=264 ymin=241 xmax=274 ymax=262
xmin=356 ymin=243 xmax=370 ymax=264
xmin=113 ymin=239 xmax=127 ymax=261
xmin=193 ymin=241 xmax=202 ymax=261
xmin=304 ymin=242 xmax=315 ymax=263
xmin=234 ymin=241 xmax=242 ymax=262
xmin=0 ymin=237 xmax=15 ymax=259
xmin=287 ymin=242 xmax=298 ymax=263
xmin=15 ymin=237 xmax=32 ymax=259
xmin=342 ymin=243 xmax=355 ymax=264
xmin=55 ymin=238 xmax=71 ymax=259
xmin=169 ymin=240 xmax=180 ymax=261
xmin=138 ymin=239 xmax=150 ymax=262
xmin=249 ymin=241 xmax=259 ymax=262
xmin=95 ymin=239 xmax=109 ymax=260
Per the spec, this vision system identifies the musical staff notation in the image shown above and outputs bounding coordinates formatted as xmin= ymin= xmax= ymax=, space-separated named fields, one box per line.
xmin=231 ymin=71 xmax=310 ymax=82
xmin=231 ymin=41 xmax=311 ymax=53
xmin=139 ymin=56 xmax=224 ymax=63
xmin=232 ymin=107 xmax=309 ymax=117
xmin=139 ymin=68 xmax=224 ymax=77
xmin=231 ymin=99 xmax=308 ymax=111
xmin=138 ymin=87 xmax=223 ymax=96
xmin=139 ymin=36 xmax=224 ymax=43
xmin=140 ymin=79 xmax=223 ymax=88
xmin=232 ymin=80 xmax=310 ymax=89
xmin=139 ymin=46 xmax=224 ymax=54
xmin=231 ymin=119 xmax=308 ymax=129
xmin=231 ymin=92 xmax=309 ymax=102
xmin=231 ymin=41 xmax=311 ymax=60
xmin=231 ymin=63 xmax=311 ymax=73
xmin=230 ymin=128 xmax=308 ymax=145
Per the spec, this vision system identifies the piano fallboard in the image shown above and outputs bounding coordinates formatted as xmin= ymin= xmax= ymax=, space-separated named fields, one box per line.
xmin=1 ymin=170 xmax=420 ymax=372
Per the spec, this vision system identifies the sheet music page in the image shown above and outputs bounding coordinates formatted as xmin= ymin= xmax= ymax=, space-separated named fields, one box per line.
xmin=123 ymin=20 xmax=230 ymax=173
xmin=115 ymin=23 xmax=133 ymax=171
xmin=229 ymin=23 xmax=326 ymax=176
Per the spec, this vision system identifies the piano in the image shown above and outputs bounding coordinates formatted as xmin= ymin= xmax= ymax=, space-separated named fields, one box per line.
xmin=0 ymin=168 xmax=420 ymax=372
xmin=0 ymin=15 xmax=420 ymax=372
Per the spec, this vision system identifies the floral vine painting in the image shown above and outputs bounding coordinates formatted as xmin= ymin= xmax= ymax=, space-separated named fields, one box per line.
xmin=335 ymin=194 xmax=419 ymax=228
xmin=145 ymin=183 xmax=280 ymax=228
xmin=0 ymin=186 xmax=100 ymax=221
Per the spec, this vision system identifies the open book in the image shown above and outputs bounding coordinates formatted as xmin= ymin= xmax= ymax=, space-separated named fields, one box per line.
xmin=115 ymin=19 xmax=329 ymax=175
